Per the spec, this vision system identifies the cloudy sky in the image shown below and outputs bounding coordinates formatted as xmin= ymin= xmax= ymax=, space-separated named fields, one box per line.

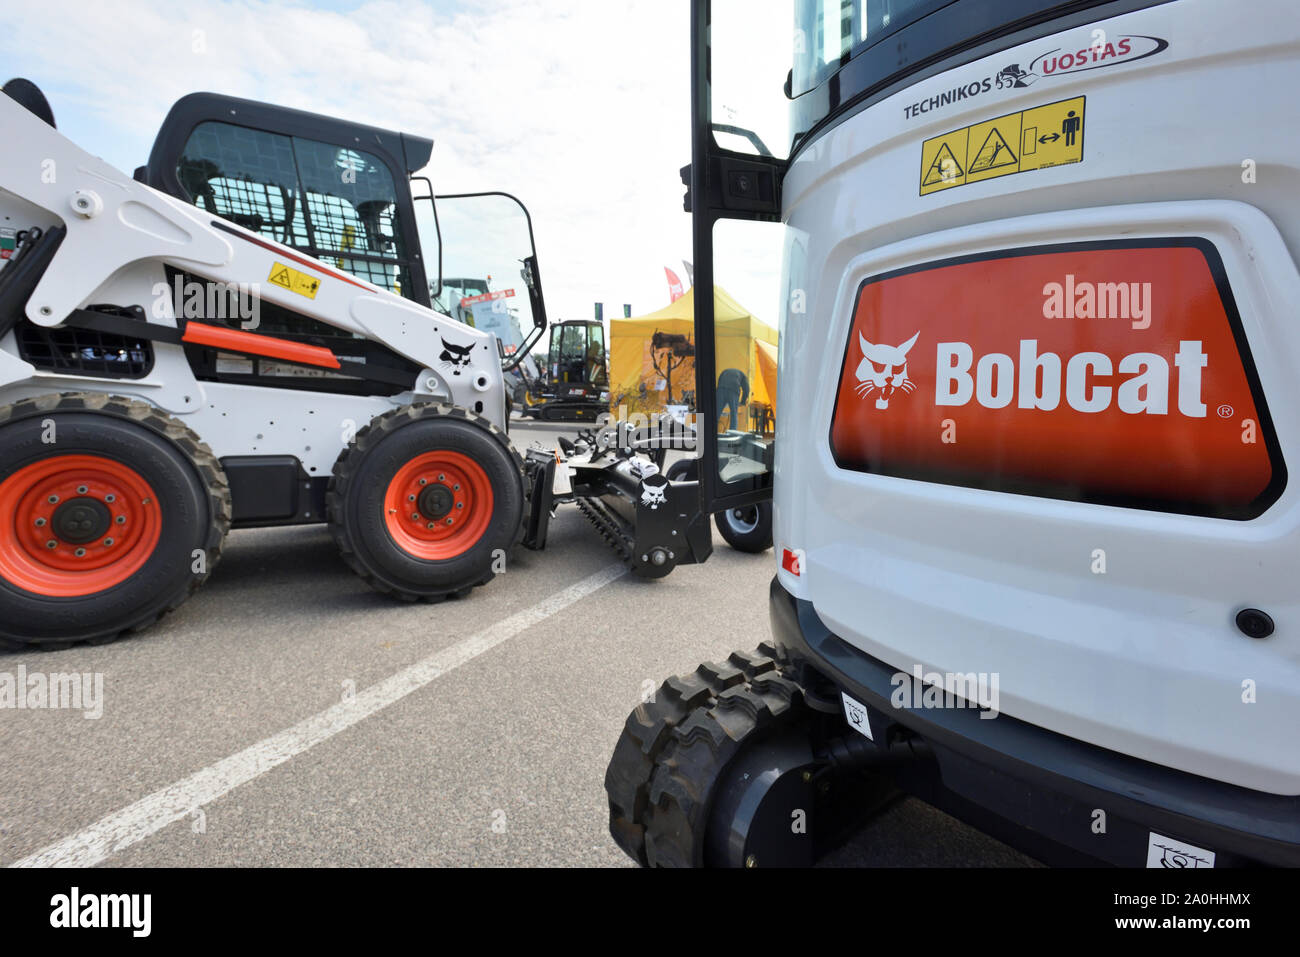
xmin=2 ymin=0 xmax=792 ymax=325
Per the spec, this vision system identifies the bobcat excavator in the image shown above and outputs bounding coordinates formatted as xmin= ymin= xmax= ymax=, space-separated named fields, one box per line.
xmin=604 ymin=0 xmax=1300 ymax=869
xmin=519 ymin=318 xmax=610 ymax=422
xmin=0 ymin=80 xmax=712 ymax=649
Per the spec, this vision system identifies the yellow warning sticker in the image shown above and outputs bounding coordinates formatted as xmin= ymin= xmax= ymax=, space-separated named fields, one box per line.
xmin=267 ymin=262 xmax=322 ymax=299
xmin=920 ymin=96 xmax=1085 ymax=196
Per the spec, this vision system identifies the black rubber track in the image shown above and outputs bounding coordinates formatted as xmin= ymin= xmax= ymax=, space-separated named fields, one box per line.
xmin=644 ymin=667 xmax=805 ymax=866
xmin=326 ymin=403 xmax=527 ymax=602
xmin=0 ymin=392 xmax=231 ymax=651
xmin=604 ymin=641 xmax=806 ymax=866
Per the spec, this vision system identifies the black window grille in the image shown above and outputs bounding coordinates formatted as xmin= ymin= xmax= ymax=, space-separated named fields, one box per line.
xmin=17 ymin=323 xmax=153 ymax=378
xmin=177 ymin=122 xmax=412 ymax=299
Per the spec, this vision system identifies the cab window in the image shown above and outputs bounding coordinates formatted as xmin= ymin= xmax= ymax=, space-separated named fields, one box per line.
xmin=176 ymin=121 xmax=414 ymax=299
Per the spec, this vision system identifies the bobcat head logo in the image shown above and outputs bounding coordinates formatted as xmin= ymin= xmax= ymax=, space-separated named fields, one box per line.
xmin=855 ymin=331 xmax=919 ymax=410
xmin=639 ymin=472 xmax=669 ymax=510
xmin=439 ymin=337 xmax=474 ymax=376
xmin=996 ymin=63 xmax=1037 ymax=88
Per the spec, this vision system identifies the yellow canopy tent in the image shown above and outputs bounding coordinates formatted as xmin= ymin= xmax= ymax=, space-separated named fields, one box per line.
xmin=753 ymin=337 xmax=778 ymax=428
xmin=610 ymin=285 xmax=778 ymax=426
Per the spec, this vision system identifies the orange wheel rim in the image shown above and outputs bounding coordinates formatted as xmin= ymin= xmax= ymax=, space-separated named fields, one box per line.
xmin=0 ymin=454 xmax=163 ymax=597
xmin=382 ymin=451 xmax=493 ymax=560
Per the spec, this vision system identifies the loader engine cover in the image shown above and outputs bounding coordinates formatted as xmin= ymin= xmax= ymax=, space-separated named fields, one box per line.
xmin=829 ymin=240 xmax=1283 ymax=520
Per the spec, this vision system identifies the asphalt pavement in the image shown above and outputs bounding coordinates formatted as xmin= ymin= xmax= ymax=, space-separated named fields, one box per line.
xmin=0 ymin=417 xmax=1033 ymax=868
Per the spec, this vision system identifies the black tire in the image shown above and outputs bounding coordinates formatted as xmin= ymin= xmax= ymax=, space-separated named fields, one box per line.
xmin=605 ymin=643 xmax=790 ymax=865
xmin=664 ymin=458 xmax=698 ymax=483
xmin=714 ymin=501 xmax=773 ymax=553
xmin=327 ymin=404 xmax=525 ymax=601
xmin=0 ymin=393 xmax=230 ymax=650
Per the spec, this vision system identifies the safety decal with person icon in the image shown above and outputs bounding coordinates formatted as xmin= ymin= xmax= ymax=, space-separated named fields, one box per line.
xmin=1061 ymin=109 xmax=1082 ymax=147
xmin=919 ymin=95 xmax=1086 ymax=196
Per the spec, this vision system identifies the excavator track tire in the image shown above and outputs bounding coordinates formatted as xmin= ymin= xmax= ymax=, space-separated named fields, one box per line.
xmin=604 ymin=642 xmax=801 ymax=865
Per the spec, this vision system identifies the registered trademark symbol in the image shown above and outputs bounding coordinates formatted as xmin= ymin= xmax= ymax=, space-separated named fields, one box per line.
xmin=1217 ymin=404 xmax=1234 ymax=419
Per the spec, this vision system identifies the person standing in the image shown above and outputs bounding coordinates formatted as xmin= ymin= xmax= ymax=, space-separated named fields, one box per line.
xmin=717 ymin=367 xmax=749 ymax=431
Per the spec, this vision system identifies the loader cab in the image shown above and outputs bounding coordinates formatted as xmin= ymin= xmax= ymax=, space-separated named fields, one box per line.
xmin=140 ymin=93 xmax=548 ymax=376
xmin=142 ymin=94 xmax=433 ymax=306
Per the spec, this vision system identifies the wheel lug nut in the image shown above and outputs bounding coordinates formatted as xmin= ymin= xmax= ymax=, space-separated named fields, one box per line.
xmin=77 ymin=486 xmax=88 ymax=494
xmin=105 ymin=494 xmax=116 ymax=503
xmin=419 ymin=478 xmax=428 ymax=486
xmin=34 ymin=518 xmax=46 ymax=527
xmin=427 ymin=522 xmax=436 ymax=530
xmin=456 ymin=503 xmax=463 ymax=510
xmin=75 ymin=548 xmax=86 ymax=557
xmin=445 ymin=518 xmax=454 ymax=526
xmin=438 ymin=474 xmax=446 ymax=482
xmin=104 ymin=538 xmax=114 ymax=547
xmin=408 ymin=494 xmax=416 ymax=502
xmin=45 ymin=540 xmax=57 ymax=550
xmin=453 ymin=484 xmax=461 ymax=491
xmin=116 ymin=516 xmax=126 ymax=525
xmin=47 ymin=495 xmax=59 ymax=504
xmin=410 ymin=513 xmax=420 ymax=521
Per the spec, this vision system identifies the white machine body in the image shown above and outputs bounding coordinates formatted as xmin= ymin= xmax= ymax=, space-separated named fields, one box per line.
xmin=773 ymin=0 xmax=1300 ymax=795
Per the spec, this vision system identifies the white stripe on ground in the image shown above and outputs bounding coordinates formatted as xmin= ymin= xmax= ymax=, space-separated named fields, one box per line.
xmin=12 ymin=564 xmax=628 ymax=868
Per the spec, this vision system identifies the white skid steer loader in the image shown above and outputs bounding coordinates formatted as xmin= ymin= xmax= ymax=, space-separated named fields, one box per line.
xmin=0 ymin=81 xmax=552 ymax=649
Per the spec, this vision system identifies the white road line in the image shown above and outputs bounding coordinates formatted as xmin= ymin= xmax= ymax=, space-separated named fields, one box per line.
xmin=12 ymin=564 xmax=628 ymax=868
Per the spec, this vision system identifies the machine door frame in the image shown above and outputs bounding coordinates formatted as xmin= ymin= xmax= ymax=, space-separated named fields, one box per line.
xmin=431 ymin=190 xmax=550 ymax=373
xmin=688 ymin=0 xmax=788 ymax=514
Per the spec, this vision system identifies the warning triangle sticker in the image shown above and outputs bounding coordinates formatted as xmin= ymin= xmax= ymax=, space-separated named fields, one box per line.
xmin=922 ymin=143 xmax=964 ymax=186
xmin=969 ymin=127 xmax=1018 ymax=173
xmin=269 ymin=267 xmax=292 ymax=289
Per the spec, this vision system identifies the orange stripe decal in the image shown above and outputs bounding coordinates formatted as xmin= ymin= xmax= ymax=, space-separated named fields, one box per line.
xmin=181 ymin=323 xmax=342 ymax=369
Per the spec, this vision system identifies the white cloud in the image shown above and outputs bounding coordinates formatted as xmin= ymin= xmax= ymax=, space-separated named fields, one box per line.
xmin=3 ymin=0 xmax=791 ymax=324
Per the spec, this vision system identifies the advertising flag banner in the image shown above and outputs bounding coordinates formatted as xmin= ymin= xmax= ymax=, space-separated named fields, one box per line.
xmin=665 ymin=268 xmax=685 ymax=302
